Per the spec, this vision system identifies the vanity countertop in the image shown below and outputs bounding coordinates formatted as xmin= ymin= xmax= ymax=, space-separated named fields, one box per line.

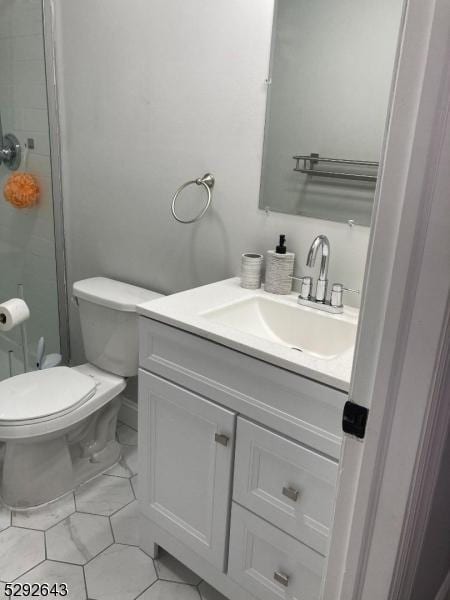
xmin=138 ymin=278 xmax=359 ymax=391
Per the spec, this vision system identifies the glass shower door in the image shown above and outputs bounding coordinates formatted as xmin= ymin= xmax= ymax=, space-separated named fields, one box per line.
xmin=0 ymin=0 xmax=62 ymax=379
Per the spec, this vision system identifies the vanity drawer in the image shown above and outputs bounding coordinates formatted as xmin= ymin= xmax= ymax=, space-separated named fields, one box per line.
xmin=228 ymin=503 xmax=324 ymax=600
xmin=233 ymin=418 xmax=337 ymax=555
xmin=139 ymin=318 xmax=345 ymax=459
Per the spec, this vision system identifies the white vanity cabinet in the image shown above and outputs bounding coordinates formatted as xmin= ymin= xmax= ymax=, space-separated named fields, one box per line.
xmin=138 ymin=317 xmax=346 ymax=600
xmin=138 ymin=371 xmax=235 ymax=571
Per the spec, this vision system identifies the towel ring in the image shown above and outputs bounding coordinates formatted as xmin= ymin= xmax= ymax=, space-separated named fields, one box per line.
xmin=171 ymin=173 xmax=215 ymax=224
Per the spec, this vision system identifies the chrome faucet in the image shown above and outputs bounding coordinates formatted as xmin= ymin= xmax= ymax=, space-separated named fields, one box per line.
xmin=306 ymin=235 xmax=330 ymax=302
xmin=0 ymin=109 xmax=21 ymax=171
xmin=290 ymin=234 xmax=360 ymax=314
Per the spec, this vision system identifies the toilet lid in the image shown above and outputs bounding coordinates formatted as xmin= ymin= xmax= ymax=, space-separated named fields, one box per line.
xmin=0 ymin=367 xmax=97 ymax=423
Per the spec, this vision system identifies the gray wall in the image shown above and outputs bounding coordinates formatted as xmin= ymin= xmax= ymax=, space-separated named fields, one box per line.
xmin=54 ymin=0 xmax=371 ymax=364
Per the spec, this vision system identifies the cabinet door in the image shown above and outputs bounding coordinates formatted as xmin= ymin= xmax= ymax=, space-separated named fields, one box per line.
xmin=138 ymin=370 xmax=236 ymax=571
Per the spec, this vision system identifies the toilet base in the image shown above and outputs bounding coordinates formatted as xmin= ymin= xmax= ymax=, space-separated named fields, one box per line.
xmin=0 ymin=397 xmax=122 ymax=510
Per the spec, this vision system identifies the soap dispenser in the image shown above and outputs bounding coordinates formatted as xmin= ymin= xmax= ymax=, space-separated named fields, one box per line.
xmin=264 ymin=234 xmax=295 ymax=294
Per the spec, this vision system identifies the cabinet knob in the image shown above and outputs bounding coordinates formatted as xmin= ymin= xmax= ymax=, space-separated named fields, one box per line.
xmin=282 ymin=486 xmax=300 ymax=502
xmin=214 ymin=433 xmax=229 ymax=447
xmin=274 ymin=571 xmax=290 ymax=587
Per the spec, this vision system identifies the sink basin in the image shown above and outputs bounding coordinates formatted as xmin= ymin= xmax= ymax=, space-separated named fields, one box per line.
xmin=138 ymin=277 xmax=359 ymax=388
xmin=202 ymin=296 xmax=357 ymax=359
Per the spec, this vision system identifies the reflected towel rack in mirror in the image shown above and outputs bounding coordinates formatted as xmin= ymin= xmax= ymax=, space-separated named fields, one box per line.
xmin=293 ymin=153 xmax=378 ymax=182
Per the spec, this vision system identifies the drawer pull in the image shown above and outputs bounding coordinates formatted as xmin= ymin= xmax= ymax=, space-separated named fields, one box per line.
xmin=282 ymin=486 xmax=300 ymax=502
xmin=274 ymin=571 xmax=290 ymax=587
xmin=214 ymin=433 xmax=229 ymax=446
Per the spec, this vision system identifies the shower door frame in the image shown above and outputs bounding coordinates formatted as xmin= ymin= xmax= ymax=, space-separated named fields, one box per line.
xmin=41 ymin=0 xmax=70 ymax=364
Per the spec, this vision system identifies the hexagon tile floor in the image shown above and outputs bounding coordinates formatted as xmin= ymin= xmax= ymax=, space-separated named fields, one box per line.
xmin=0 ymin=423 xmax=227 ymax=600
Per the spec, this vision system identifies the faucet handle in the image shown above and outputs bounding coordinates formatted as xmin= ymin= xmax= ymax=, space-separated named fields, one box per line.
xmin=290 ymin=275 xmax=312 ymax=300
xmin=330 ymin=283 xmax=360 ymax=308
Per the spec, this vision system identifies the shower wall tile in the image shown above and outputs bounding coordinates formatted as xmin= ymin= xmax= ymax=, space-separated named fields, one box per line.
xmin=22 ymin=107 xmax=50 ymax=133
xmin=0 ymin=41 xmax=12 ymax=71
xmin=11 ymin=7 xmax=43 ymax=37
xmin=11 ymin=58 xmax=46 ymax=86
xmin=0 ymin=107 xmax=13 ymax=130
xmin=12 ymin=33 xmax=44 ymax=61
xmin=0 ymin=19 xmax=12 ymax=39
xmin=0 ymin=85 xmax=13 ymax=107
xmin=13 ymin=84 xmax=48 ymax=111
xmin=22 ymin=108 xmax=50 ymax=132
xmin=0 ymin=0 xmax=60 ymax=365
xmin=11 ymin=107 xmax=48 ymax=133
xmin=26 ymin=152 xmax=51 ymax=176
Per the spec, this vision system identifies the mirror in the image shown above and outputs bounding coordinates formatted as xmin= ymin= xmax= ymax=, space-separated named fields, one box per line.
xmin=259 ymin=0 xmax=404 ymax=226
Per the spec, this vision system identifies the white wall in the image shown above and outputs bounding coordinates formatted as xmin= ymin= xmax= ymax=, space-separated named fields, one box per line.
xmin=54 ymin=0 xmax=371 ymax=364
xmin=0 ymin=0 xmax=60 ymax=376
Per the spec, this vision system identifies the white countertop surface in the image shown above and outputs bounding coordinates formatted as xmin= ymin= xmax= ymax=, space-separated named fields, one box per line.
xmin=138 ymin=278 xmax=359 ymax=391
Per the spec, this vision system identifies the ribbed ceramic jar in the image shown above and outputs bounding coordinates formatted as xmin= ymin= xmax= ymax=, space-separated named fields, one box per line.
xmin=240 ymin=253 xmax=264 ymax=289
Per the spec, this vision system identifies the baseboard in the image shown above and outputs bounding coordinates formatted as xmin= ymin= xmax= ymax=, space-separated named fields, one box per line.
xmin=435 ymin=571 xmax=450 ymax=600
xmin=118 ymin=396 xmax=138 ymax=430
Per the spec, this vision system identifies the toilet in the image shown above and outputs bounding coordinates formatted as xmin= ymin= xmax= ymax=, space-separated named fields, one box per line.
xmin=0 ymin=277 xmax=162 ymax=509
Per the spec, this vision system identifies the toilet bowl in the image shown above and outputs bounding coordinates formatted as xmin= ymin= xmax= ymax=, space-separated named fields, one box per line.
xmin=0 ymin=278 xmax=162 ymax=509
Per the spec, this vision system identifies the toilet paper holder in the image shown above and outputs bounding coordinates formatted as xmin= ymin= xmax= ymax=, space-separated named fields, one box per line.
xmin=0 ymin=286 xmax=30 ymax=374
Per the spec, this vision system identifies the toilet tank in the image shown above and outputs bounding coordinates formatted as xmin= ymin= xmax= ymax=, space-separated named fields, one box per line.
xmin=73 ymin=278 xmax=163 ymax=377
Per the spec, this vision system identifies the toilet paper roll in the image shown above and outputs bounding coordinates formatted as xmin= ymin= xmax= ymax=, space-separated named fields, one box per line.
xmin=0 ymin=298 xmax=30 ymax=332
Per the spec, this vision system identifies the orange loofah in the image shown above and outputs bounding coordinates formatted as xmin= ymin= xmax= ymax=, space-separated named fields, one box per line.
xmin=3 ymin=172 xmax=40 ymax=209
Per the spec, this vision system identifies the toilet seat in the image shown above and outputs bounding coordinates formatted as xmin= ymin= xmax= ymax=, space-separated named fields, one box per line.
xmin=0 ymin=364 xmax=126 ymax=440
xmin=0 ymin=366 xmax=97 ymax=426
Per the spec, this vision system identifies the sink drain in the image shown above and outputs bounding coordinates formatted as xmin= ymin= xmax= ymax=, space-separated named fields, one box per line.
xmin=291 ymin=347 xmax=303 ymax=353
